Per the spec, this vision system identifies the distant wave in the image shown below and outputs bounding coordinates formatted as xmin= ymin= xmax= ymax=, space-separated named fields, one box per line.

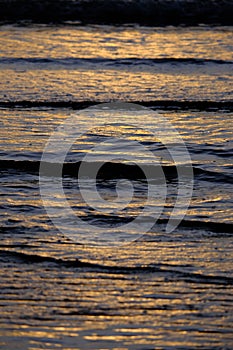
xmin=1 ymin=100 xmax=233 ymax=111
xmin=1 ymin=249 xmax=233 ymax=284
xmin=0 ymin=0 xmax=232 ymax=26
xmin=1 ymin=57 xmax=232 ymax=66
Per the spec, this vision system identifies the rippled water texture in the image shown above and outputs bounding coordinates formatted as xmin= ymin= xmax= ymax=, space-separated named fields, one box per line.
xmin=0 ymin=25 xmax=232 ymax=102
xmin=0 ymin=22 xmax=232 ymax=350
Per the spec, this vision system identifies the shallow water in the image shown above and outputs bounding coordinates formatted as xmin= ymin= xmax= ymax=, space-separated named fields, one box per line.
xmin=0 ymin=25 xmax=233 ymax=102
xmin=0 ymin=22 xmax=232 ymax=349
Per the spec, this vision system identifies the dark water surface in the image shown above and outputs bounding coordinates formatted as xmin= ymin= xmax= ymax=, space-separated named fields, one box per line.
xmin=0 ymin=0 xmax=233 ymax=25
xmin=0 ymin=18 xmax=232 ymax=350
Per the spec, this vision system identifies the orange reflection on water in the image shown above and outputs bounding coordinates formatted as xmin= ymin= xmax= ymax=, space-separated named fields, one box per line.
xmin=0 ymin=26 xmax=232 ymax=60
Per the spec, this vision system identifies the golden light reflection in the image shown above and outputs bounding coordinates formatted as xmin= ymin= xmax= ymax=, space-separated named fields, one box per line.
xmin=0 ymin=23 xmax=232 ymax=350
xmin=0 ymin=26 xmax=232 ymax=60
xmin=1 ymin=68 xmax=231 ymax=103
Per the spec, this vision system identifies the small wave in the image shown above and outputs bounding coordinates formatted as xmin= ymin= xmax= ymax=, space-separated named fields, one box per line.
xmin=0 ymin=0 xmax=232 ymax=26
xmin=1 ymin=249 xmax=232 ymax=285
xmin=0 ymin=100 xmax=232 ymax=111
xmin=170 ymin=219 xmax=233 ymax=234
xmin=1 ymin=57 xmax=232 ymax=66
xmin=1 ymin=160 xmax=232 ymax=184
xmin=1 ymin=215 xmax=232 ymax=235
xmin=190 ymin=146 xmax=233 ymax=159
xmin=193 ymin=167 xmax=233 ymax=184
xmin=0 ymin=249 xmax=95 ymax=267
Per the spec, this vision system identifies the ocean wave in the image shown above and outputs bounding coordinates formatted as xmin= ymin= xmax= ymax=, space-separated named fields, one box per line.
xmin=1 ymin=159 xmax=232 ymax=184
xmin=1 ymin=208 xmax=233 ymax=234
xmin=0 ymin=0 xmax=232 ymax=26
xmin=1 ymin=100 xmax=233 ymax=111
xmin=0 ymin=249 xmax=232 ymax=284
xmin=1 ymin=57 xmax=232 ymax=66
